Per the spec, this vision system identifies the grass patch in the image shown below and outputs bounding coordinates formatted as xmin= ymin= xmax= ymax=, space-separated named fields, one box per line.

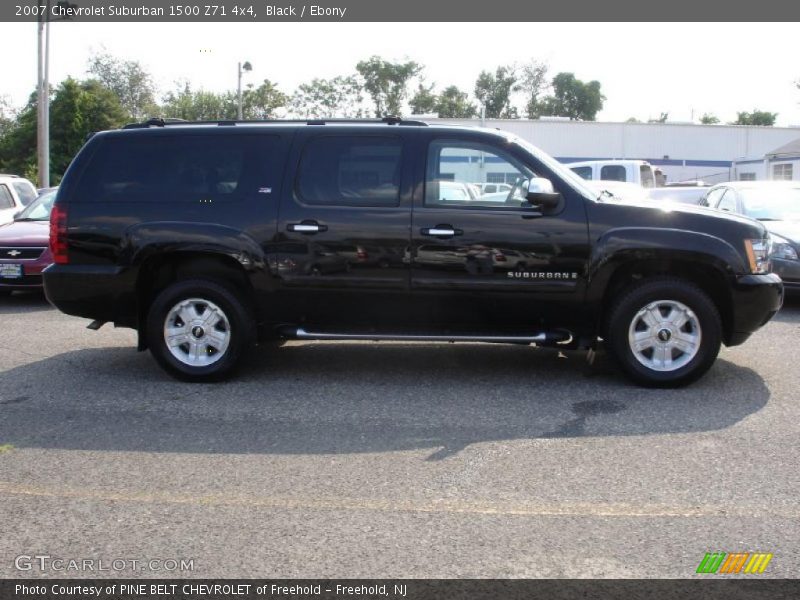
xmin=0 ymin=444 xmax=15 ymax=454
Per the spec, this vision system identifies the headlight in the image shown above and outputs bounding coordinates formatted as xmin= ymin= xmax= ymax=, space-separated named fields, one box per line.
xmin=769 ymin=234 xmax=799 ymax=261
xmin=744 ymin=238 xmax=771 ymax=274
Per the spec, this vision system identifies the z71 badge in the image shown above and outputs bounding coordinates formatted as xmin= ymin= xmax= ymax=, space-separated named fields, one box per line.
xmin=507 ymin=271 xmax=578 ymax=279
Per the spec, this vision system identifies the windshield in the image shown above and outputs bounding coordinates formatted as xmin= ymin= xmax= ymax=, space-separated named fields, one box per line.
xmin=509 ymin=136 xmax=600 ymax=200
xmin=739 ymin=187 xmax=800 ymax=221
xmin=17 ymin=190 xmax=56 ymax=221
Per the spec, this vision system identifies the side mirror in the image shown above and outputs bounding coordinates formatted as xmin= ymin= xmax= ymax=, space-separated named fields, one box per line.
xmin=526 ymin=177 xmax=561 ymax=208
xmin=12 ymin=211 xmax=21 ymax=221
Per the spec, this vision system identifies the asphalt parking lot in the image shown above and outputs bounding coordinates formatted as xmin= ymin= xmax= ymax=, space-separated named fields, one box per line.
xmin=1 ymin=292 xmax=798 ymax=579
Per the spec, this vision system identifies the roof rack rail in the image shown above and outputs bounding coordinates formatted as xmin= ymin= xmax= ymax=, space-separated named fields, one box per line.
xmin=121 ymin=116 xmax=428 ymax=129
xmin=123 ymin=118 xmax=188 ymax=129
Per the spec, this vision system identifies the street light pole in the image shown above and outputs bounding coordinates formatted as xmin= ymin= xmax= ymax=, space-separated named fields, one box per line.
xmin=36 ymin=1 xmax=75 ymax=188
xmin=36 ymin=1 xmax=51 ymax=188
xmin=237 ymin=62 xmax=242 ymax=120
xmin=237 ymin=61 xmax=252 ymax=120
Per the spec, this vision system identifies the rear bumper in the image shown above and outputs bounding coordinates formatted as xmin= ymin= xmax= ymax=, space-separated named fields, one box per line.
xmin=43 ymin=263 xmax=134 ymax=324
xmin=0 ymin=274 xmax=43 ymax=290
xmin=726 ymin=273 xmax=783 ymax=346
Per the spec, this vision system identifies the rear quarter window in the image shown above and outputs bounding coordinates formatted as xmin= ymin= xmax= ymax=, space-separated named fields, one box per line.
xmin=71 ymin=134 xmax=280 ymax=203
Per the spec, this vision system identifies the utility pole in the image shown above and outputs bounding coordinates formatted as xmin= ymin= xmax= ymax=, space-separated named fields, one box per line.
xmin=37 ymin=1 xmax=75 ymax=189
xmin=237 ymin=61 xmax=252 ymax=120
xmin=37 ymin=1 xmax=51 ymax=188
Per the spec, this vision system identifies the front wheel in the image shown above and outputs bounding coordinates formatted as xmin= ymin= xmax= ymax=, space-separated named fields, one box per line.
xmin=146 ymin=279 xmax=253 ymax=382
xmin=605 ymin=278 xmax=722 ymax=387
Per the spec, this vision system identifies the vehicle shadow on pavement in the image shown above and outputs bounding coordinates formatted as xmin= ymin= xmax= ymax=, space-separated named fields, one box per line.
xmin=0 ymin=341 xmax=770 ymax=460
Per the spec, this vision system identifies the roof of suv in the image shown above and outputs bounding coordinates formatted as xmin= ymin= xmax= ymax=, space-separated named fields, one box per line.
xmin=121 ymin=116 xmax=431 ymax=129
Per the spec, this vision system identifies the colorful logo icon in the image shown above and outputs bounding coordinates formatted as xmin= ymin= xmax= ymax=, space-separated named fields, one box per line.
xmin=696 ymin=552 xmax=773 ymax=574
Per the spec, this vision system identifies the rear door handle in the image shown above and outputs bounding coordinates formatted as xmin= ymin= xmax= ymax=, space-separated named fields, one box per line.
xmin=287 ymin=221 xmax=328 ymax=234
xmin=421 ymin=226 xmax=463 ymax=238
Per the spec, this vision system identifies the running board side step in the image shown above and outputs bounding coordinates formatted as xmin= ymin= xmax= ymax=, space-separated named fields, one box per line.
xmin=282 ymin=327 xmax=571 ymax=345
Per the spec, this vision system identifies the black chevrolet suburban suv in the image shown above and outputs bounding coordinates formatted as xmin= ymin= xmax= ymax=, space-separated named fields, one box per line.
xmin=43 ymin=118 xmax=783 ymax=386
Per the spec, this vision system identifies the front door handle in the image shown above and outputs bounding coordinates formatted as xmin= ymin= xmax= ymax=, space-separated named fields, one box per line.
xmin=287 ymin=221 xmax=328 ymax=234
xmin=421 ymin=225 xmax=463 ymax=238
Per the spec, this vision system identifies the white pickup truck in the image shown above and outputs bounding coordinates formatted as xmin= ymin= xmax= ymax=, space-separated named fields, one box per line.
xmin=566 ymin=159 xmax=659 ymax=188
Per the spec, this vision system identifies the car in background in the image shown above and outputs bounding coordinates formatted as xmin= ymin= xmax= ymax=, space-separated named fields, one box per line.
xmin=566 ymin=159 xmax=658 ymax=188
xmin=0 ymin=175 xmax=38 ymax=225
xmin=701 ymin=181 xmax=800 ymax=293
xmin=477 ymin=182 xmax=512 ymax=195
xmin=0 ymin=188 xmax=56 ymax=294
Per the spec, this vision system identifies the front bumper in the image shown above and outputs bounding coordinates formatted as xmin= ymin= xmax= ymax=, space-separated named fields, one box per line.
xmin=726 ymin=273 xmax=783 ymax=346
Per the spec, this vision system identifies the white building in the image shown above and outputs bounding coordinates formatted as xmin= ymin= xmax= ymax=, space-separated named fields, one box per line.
xmin=732 ymin=138 xmax=800 ymax=182
xmin=424 ymin=118 xmax=800 ymax=185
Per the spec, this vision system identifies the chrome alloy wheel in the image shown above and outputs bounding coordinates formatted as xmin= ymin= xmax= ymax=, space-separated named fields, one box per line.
xmin=627 ymin=299 xmax=702 ymax=372
xmin=163 ymin=298 xmax=231 ymax=367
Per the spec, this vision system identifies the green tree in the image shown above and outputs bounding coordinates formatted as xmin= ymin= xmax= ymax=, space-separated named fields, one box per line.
xmin=436 ymin=86 xmax=477 ymax=118
xmin=161 ymin=82 xmax=229 ymax=120
xmin=290 ymin=75 xmax=366 ymax=118
xmin=87 ymin=51 xmax=157 ymax=120
xmin=700 ymin=113 xmax=720 ymax=124
xmin=539 ymin=72 xmax=605 ymax=121
xmin=0 ymin=79 xmax=127 ymax=183
xmin=518 ymin=60 xmax=549 ymax=119
xmin=0 ymin=95 xmax=17 ymax=138
xmin=649 ymin=112 xmax=669 ymax=123
xmin=474 ymin=66 xmax=518 ymax=118
xmin=733 ymin=109 xmax=777 ymax=126
xmin=239 ymin=79 xmax=287 ymax=119
xmin=409 ymin=83 xmax=438 ymax=115
xmin=0 ymin=93 xmax=37 ymax=178
xmin=355 ymin=56 xmax=421 ymax=117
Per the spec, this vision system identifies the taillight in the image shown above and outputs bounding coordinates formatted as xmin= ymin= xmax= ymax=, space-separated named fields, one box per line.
xmin=357 ymin=247 xmax=368 ymax=260
xmin=49 ymin=203 xmax=69 ymax=264
xmin=494 ymin=253 xmax=507 ymax=262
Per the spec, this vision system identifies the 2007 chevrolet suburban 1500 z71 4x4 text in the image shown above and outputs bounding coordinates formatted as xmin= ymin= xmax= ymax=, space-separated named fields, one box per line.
xmin=43 ymin=118 xmax=783 ymax=386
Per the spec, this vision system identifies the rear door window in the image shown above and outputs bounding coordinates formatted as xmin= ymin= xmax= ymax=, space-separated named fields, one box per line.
xmin=600 ymin=165 xmax=627 ymax=182
xmin=74 ymin=134 xmax=279 ymax=203
xmin=295 ymin=136 xmax=402 ymax=207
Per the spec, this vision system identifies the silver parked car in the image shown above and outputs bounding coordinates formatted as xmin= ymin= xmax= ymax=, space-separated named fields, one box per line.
xmin=701 ymin=181 xmax=800 ymax=293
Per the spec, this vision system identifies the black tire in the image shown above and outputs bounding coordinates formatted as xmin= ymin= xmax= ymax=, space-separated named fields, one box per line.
xmin=604 ymin=277 xmax=722 ymax=388
xmin=146 ymin=279 xmax=253 ymax=382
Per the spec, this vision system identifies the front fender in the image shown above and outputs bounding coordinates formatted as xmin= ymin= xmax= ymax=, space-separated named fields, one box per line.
xmin=586 ymin=227 xmax=743 ymax=304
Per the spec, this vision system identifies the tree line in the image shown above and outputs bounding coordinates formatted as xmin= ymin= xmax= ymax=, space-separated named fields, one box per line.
xmin=0 ymin=52 xmax=786 ymax=184
xmin=0 ymin=53 xmax=610 ymax=183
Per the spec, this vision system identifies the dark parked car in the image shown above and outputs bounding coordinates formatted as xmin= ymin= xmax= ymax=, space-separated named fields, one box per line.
xmin=43 ymin=118 xmax=782 ymax=386
xmin=701 ymin=181 xmax=800 ymax=293
xmin=0 ymin=189 xmax=56 ymax=294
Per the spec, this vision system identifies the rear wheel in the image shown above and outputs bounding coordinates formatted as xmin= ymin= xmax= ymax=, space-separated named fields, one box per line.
xmin=146 ymin=279 xmax=253 ymax=381
xmin=605 ymin=278 xmax=722 ymax=387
